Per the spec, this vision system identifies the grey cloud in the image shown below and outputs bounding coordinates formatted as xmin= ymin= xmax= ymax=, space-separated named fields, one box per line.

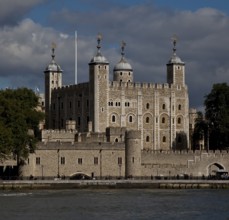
xmin=0 ymin=0 xmax=46 ymax=25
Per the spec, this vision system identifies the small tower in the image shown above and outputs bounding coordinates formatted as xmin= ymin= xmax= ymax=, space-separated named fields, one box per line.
xmin=125 ymin=130 xmax=141 ymax=178
xmin=89 ymin=34 xmax=109 ymax=132
xmin=167 ymin=35 xmax=185 ymax=86
xmin=113 ymin=41 xmax=133 ymax=83
xmin=44 ymin=43 xmax=63 ymax=129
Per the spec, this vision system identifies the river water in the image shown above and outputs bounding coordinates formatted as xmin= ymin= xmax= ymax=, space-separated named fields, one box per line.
xmin=0 ymin=189 xmax=229 ymax=220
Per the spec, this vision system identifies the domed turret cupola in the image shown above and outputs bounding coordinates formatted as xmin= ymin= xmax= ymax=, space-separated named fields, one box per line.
xmin=89 ymin=34 xmax=109 ymax=65
xmin=113 ymin=41 xmax=133 ymax=83
xmin=167 ymin=35 xmax=185 ymax=86
xmin=45 ymin=43 xmax=63 ymax=73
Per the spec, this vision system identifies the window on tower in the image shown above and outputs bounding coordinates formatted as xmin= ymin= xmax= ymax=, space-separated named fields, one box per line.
xmin=112 ymin=115 xmax=116 ymax=123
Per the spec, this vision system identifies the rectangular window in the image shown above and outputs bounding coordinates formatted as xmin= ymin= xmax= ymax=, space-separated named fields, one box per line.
xmin=61 ymin=157 xmax=65 ymax=165
xmin=94 ymin=157 xmax=98 ymax=165
xmin=118 ymin=157 xmax=122 ymax=165
xmin=78 ymin=158 xmax=83 ymax=165
xmin=36 ymin=157 xmax=40 ymax=165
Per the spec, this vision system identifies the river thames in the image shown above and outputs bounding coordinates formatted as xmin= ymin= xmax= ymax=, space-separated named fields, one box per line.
xmin=1 ymin=189 xmax=229 ymax=220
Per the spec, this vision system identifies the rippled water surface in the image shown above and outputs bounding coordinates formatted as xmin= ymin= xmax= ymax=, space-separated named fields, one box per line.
xmin=0 ymin=189 xmax=229 ymax=220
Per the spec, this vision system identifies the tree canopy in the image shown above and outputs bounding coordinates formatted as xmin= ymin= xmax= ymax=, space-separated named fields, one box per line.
xmin=0 ymin=88 xmax=44 ymax=163
xmin=205 ymin=83 xmax=229 ymax=150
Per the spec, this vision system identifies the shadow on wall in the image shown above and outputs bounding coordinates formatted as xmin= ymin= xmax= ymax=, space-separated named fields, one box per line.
xmin=172 ymin=131 xmax=188 ymax=150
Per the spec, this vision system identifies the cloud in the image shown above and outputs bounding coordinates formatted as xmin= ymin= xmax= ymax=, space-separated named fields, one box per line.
xmin=1 ymin=3 xmax=229 ymax=111
xmin=0 ymin=0 xmax=46 ymax=25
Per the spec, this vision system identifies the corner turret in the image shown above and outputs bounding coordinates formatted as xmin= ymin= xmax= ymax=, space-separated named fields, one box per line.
xmin=89 ymin=34 xmax=109 ymax=132
xmin=167 ymin=35 xmax=185 ymax=86
xmin=44 ymin=43 xmax=63 ymax=129
xmin=113 ymin=41 xmax=133 ymax=83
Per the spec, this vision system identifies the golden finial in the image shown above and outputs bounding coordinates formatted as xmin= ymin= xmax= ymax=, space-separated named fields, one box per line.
xmin=51 ymin=42 xmax=57 ymax=49
xmin=97 ymin=33 xmax=102 ymax=41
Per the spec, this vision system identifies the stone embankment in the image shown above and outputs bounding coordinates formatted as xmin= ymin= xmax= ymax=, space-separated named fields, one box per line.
xmin=1 ymin=180 xmax=229 ymax=190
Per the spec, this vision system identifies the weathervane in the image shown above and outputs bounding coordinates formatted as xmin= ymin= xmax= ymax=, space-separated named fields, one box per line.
xmin=97 ymin=33 xmax=102 ymax=51
xmin=51 ymin=42 xmax=57 ymax=60
xmin=171 ymin=34 xmax=178 ymax=55
xmin=121 ymin=40 xmax=126 ymax=58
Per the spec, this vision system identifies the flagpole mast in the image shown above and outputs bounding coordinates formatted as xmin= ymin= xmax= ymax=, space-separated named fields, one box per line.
xmin=75 ymin=31 xmax=77 ymax=84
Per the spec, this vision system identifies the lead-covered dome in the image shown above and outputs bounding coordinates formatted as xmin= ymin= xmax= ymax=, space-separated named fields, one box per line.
xmin=45 ymin=60 xmax=62 ymax=72
xmin=168 ymin=54 xmax=184 ymax=64
xmin=114 ymin=57 xmax=132 ymax=71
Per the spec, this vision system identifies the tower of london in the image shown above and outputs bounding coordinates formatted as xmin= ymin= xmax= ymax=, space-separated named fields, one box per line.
xmin=45 ymin=35 xmax=189 ymax=151
xmin=20 ymin=35 xmax=229 ymax=180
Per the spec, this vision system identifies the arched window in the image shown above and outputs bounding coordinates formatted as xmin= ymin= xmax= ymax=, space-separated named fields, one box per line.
xmin=162 ymin=117 xmax=165 ymax=123
xmin=163 ymin=136 xmax=166 ymax=142
xmin=178 ymin=104 xmax=181 ymax=110
xmin=129 ymin=115 xmax=133 ymax=123
xmin=178 ymin=117 xmax=181 ymax=124
xmin=146 ymin=136 xmax=150 ymax=142
xmin=115 ymin=138 xmax=118 ymax=142
xmin=146 ymin=103 xmax=150 ymax=109
xmin=112 ymin=115 xmax=116 ymax=123
xmin=162 ymin=104 xmax=166 ymax=110
xmin=146 ymin=117 xmax=150 ymax=123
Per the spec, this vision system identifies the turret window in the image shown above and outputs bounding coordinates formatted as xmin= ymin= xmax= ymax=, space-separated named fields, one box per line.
xmin=112 ymin=115 xmax=116 ymax=123
xmin=178 ymin=117 xmax=181 ymax=124
xmin=120 ymin=72 xmax=122 ymax=76
xmin=129 ymin=115 xmax=133 ymax=123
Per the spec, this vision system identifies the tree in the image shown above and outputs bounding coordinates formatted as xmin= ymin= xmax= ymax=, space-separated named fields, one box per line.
xmin=205 ymin=83 xmax=229 ymax=150
xmin=0 ymin=88 xmax=44 ymax=165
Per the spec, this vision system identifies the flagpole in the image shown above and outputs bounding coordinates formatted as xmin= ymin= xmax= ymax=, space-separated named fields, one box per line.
xmin=75 ymin=31 xmax=77 ymax=84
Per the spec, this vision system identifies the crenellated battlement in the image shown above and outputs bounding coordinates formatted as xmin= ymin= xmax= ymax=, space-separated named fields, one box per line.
xmin=141 ymin=149 xmax=229 ymax=157
xmin=109 ymin=81 xmax=174 ymax=90
xmin=53 ymin=82 xmax=89 ymax=92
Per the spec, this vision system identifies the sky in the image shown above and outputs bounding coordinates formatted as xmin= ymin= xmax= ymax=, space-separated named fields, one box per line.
xmin=1 ymin=0 xmax=229 ymax=111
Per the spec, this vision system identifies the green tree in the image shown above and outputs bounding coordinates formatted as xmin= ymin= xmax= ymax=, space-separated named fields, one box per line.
xmin=0 ymin=88 xmax=44 ymax=165
xmin=205 ymin=83 xmax=229 ymax=150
